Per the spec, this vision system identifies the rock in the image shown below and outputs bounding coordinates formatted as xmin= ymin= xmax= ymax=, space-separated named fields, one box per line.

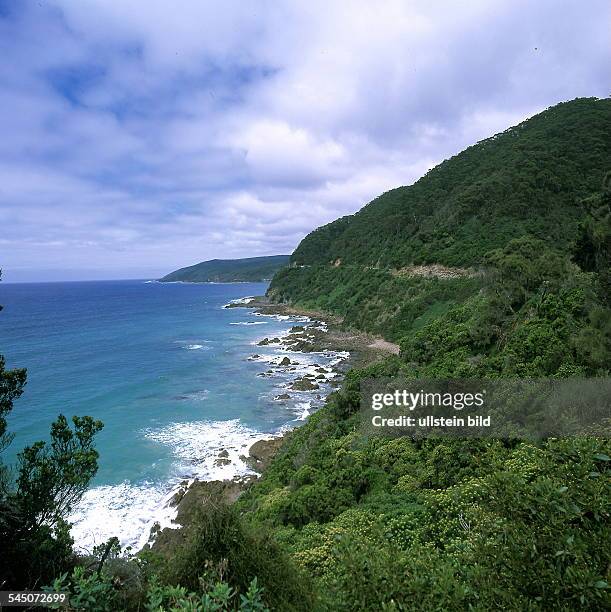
xmin=147 ymin=521 xmax=161 ymax=542
xmin=168 ymin=480 xmax=190 ymax=507
xmin=274 ymin=393 xmax=291 ymax=400
xmin=315 ymin=367 xmax=328 ymax=374
xmin=249 ymin=354 xmax=260 ymax=360
xmin=289 ymin=377 xmax=320 ymax=391
xmin=316 ymin=374 xmax=326 ymax=379
xmin=248 ymin=437 xmax=285 ymax=472
xmin=257 ymin=338 xmax=270 ymax=346
xmin=213 ymin=449 xmax=231 ymax=466
xmin=279 ymin=356 xmax=291 ymax=366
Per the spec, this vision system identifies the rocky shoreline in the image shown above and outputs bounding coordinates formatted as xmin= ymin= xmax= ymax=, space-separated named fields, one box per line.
xmin=144 ymin=296 xmax=398 ymax=555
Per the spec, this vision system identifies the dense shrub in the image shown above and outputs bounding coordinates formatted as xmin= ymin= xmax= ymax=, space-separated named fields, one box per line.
xmin=160 ymin=502 xmax=315 ymax=611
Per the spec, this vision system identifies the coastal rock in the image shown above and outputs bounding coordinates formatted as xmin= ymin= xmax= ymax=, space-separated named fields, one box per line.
xmin=168 ymin=480 xmax=190 ymax=507
xmin=257 ymin=337 xmax=280 ymax=346
xmin=213 ymin=449 xmax=231 ymax=466
xmin=147 ymin=521 xmax=161 ymax=543
xmin=289 ymin=377 xmax=320 ymax=391
xmin=284 ymin=338 xmax=315 ymax=352
xmin=248 ymin=437 xmax=284 ymax=473
xmin=279 ymin=356 xmax=291 ymax=366
xmin=274 ymin=393 xmax=291 ymax=400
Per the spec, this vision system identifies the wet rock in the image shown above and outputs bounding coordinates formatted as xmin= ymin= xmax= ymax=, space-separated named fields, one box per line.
xmin=274 ymin=393 xmax=291 ymax=400
xmin=213 ymin=449 xmax=231 ymax=467
xmin=148 ymin=521 xmax=161 ymax=542
xmin=169 ymin=480 xmax=190 ymax=507
xmin=279 ymin=356 xmax=291 ymax=366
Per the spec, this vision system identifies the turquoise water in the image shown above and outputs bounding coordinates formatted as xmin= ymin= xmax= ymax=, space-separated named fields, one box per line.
xmin=0 ymin=280 xmax=345 ymax=550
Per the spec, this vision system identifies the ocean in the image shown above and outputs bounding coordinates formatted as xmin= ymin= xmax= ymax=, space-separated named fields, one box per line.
xmin=0 ymin=280 xmax=345 ymax=552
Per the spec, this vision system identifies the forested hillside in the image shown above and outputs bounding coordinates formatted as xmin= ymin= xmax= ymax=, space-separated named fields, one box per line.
xmin=268 ymin=98 xmax=611 ymax=363
xmin=284 ymin=98 xmax=610 ymax=269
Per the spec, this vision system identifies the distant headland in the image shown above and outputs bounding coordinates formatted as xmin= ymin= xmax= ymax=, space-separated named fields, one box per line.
xmin=159 ymin=255 xmax=290 ymax=283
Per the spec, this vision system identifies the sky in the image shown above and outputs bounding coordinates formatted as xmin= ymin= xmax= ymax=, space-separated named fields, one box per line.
xmin=0 ymin=1 xmax=609 ymax=282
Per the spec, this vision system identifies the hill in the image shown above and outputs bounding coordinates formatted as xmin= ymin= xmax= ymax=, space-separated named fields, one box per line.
xmin=159 ymin=255 xmax=290 ymax=283
xmin=287 ymin=97 xmax=610 ymax=269
xmin=268 ymin=97 xmax=611 ymax=344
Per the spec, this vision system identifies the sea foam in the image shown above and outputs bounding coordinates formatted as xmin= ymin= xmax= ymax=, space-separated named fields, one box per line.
xmin=70 ymin=419 xmax=275 ymax=552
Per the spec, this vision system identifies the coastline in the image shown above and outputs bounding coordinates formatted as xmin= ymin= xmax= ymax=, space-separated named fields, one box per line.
xmin=232 ymin=295 xmax=400 ymax=364
xmin=144 ymin=294 xmax=399 ymax=555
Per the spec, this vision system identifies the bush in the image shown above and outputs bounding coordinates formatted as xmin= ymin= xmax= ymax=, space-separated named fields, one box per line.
xmin=160 ymin=502 xmax=315 ymax=611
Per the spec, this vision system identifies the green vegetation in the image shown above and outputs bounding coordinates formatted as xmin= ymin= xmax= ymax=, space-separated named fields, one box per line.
xmin=237 ymin=383 xmax=609 ymax=610
xmin=246 ymin=97 xmax=610 ymax=609
xmin=160 ymin=255 xmax=290 ymax=283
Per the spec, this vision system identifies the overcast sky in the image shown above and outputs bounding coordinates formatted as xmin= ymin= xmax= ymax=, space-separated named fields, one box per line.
xmin=0 ymin=0 xmax=608 ymax=281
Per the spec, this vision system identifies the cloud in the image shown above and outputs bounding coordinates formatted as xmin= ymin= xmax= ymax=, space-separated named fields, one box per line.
xmin=0 ymin=0 xmax=609 ymax=280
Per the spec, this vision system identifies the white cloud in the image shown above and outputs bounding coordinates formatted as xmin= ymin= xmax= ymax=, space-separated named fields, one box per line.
xmin=0 ymin=0 xmax=609 ymax=280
